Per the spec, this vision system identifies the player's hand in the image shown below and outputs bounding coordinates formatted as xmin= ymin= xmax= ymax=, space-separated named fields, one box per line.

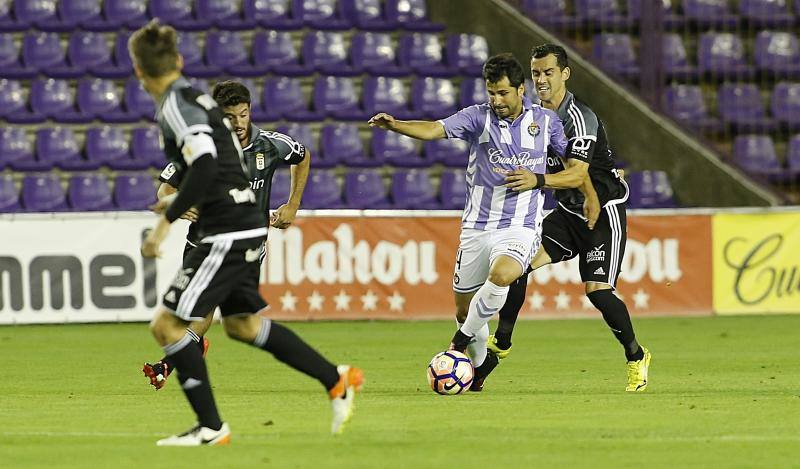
xmin=368 ymin=113 xmax=396 ymax=130
xmin=583 ymin=196 xmax=600 ymax=230
xmin=180 ymin=207 xmax=199 ymax=222
xmin=140 ymin=218 xmax=170 ymax=258
xmin=505 ymin=169 xmax=542 ymax=191
xmin=270 ymin=203 xmax=299 ymax=229
xmin=149 ymin=193 xmax=177 ymax=215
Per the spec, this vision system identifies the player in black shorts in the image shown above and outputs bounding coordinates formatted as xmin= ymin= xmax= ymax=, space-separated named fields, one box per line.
xmin=488 ymin=44 xmax=651 ymax=392
xmin=142 ymin=80 xmax=311 ymax=390
xmin=129 ymin=21 xmax=362 ymax=445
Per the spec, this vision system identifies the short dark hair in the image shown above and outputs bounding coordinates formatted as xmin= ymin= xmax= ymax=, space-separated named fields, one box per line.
xmin=212 ymin=80 xmax=251 ymax=108
xmin=531 ymin=43 xmax=569 ymax=70
xmin=128 ymin=20 xmax=179 ymax=77
xmin=482 ymin=53 xmax=525 ymax=88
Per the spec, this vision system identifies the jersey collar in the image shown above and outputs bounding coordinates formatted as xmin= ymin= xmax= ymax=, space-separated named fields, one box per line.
xmin=556 ymin=90 xmax=575 ymax=116
xmin=242 ymin=123 xmax=262 ymax=151
xmin=158 ymin=76 xmax=191 ymax=108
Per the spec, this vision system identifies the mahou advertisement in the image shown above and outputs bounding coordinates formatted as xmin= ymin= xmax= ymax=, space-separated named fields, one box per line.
xmin=260 ymin=213 xmax=713 ymax=320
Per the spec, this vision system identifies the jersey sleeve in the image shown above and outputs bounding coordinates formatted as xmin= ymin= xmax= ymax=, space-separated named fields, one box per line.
xmin=438 ymin=105 xmax=485 ymax=140
xmin=158 ymin=162 xmax=183 ymax=187
xmin=547 ymin=112 xmax=568 ymax=157
xmin=566 ymin=105 xmax=600 ymax=163
xmin=263 ymin=131 xmax=306 ymax=165
xmin=163 ymin=91 xmax=218 ymax=166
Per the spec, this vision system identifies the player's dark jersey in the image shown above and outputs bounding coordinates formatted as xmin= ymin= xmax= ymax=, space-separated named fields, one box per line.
xmin=156 ymin=76 xmax=264 ymax=240
xmin=546 ymin=91 xmax=628 ymax=214
xmin=159 ymin=122 xmax=305 ymax=244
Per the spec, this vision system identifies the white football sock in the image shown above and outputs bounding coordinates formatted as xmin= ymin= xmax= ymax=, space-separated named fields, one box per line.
xmin=467 ymin=323 xmax=490 ymax=367
xmin=460 ymin=280 xmax=509 ymax=337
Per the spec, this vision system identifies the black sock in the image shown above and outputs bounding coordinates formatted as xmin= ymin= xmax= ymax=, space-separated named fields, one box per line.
xmin=450 ymin=329 xmax=472 ymax=353
xmin=159 ymin=328 xmax=202 ymax=370
xmin=587 ymin=290 xmax=642 ymax=361
xmin=474 ymin=351 xmax=500 ymax=381
xmin=163 ymin=333 xmax=222 ymax=430
xmin=253 ymin=318 xmax=339 ymax=391
xmin=495 ymin=273 xmax=528 ymax=349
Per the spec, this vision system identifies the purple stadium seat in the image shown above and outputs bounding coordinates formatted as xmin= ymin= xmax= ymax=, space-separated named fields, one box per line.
xmin=178 ymin=32 xmax=220 ymax=78
xmin=344 ymin=169 xmax=392 ymax=209
xmin=114 ymin=173 xmax=157 ymax=210
xmin=662 ymin=33 xmax=697 ymax=81
xmin=446 ymin=34 xmax=489 ymax=77
xmin=269 ymin=169 xmax=291 ymax=209
xmin=385 ymin=0 xmax=444 ymax=31
xmin=340 ymin=0 xmax=394 ymax=30
xmin=252 ymin=31 xmax=311 ymax=75
xmin=440 ymin=169 xmax=467 ymax=210
xmin=771 ymin=82 xmax=800 ymax=130
xmin=683 ymin=0 xmax=739 ymax=28
xmin=627 ymin=0 xmax=683 ymax=28
xmin=105 ymin=0 xmax=148 ymax=28
xmin=131 ymin=126 xmax=168 ymax=168
xmin=261 ymin=77 xmax=320 ymax=121
xmin=68 ymin=174 xmax=114 ymax=211
xmin=149 ymin=0 xmax=209 ymax=30
xmin=124 ymin=77 xmax=155 ymax=120
xmin=351 ymin=32 xmax=408 ymax=76
xmin=460 ymin=77 xmax=486 ymax=108
xmin=717 ymin=83 xmax=775 ymax=132
xmin=320 ymin=123 xmax=368 ymax=167
xmin=0 ymin=79 xmax=26 ymax=119
xmin=206 ymin=31 xmax=268 ymax=77
xmin=249 ymin=0 xmax=303 ymax=29
xmin=314 ymin=76 xmax=366 ymax=120
xmin=697 ymin=33 xmax=754 ymax=80
xmin=89 ymin=31 xmax=134 ymax=79
xmin=662 ymin=84 xmax=721 ymax=133
xmin=754 ymin=31 xmax=800 ymax=78
xmin=392 ymin=169 xmax=438 ymax=209
xmin=520 ymin=0 xmax=575 ymax=28
xmin=732 ymin=135 xmax=782 ymax=179
xmin=197 ymin=0 xmax=255 ymax=30
xmin=0 ymin=127 xmax=33 ymax=169
xmin=187 ymin=78 xmax=211 ymax=94
xmin=23 ymin=32 xmax=83 ymax=78
xmin=625 ymin=170 xmax=678 ymax=209
xmin=0 ymin=174 xmax=20 ymax=212
xmin=29 ymin=78 xmax=88 ymax=123
xmin=60 ymin=0 xmax=113 ymax=31
xmin=302 ymin=31 xmax=359 ymax=76
xmin=68 ymin=32 xmax=114 ymax=76
xmin=787 ymin=135 xmax=800 ymax=179
xmin=398 ymin=33 xmax=453 ymax=77
xmin=32 ymin=127 xmax=79 ymax=170
xmin=294 ymin=0 xmax=352 ymax=29
xmin=575 ymin=0 xmax=631 ymax=28
xmin=363 ymin=76 xmax=412 ymax=119
xmin=85 ymin=126 xmax=131 ymax=169
xmin=411 ymin=77 xmax=458 ymax=119
xmin=22 ymin=174 xmax=68 ymax=212
xmin=0 ymin=0 xmax=26 ymax=32
xmin=0 ymin=33 xmax=33 ymax=79
xmin=276 ymin=123 xmax=318 ymax=157
xmin=371 ymin=129 xmax=425 ymax=167
xmin=77 ymin=78 xmax=132 ymax=123
xmin=301 ymin=169 xmax=345 ymax=208
xmin=739 ymin=0 xmax=795 ymax=27
xmin=593 ymin=33 xmax=639 ymax=79
xmin=14 ymin=0 xmax=71 ymax=32
xmin=424 ymin=138 xmax=469 ymax=167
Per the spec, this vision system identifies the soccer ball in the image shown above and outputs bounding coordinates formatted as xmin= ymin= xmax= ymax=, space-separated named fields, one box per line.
xmin=427 ymin=350 xmax=474 ymax=395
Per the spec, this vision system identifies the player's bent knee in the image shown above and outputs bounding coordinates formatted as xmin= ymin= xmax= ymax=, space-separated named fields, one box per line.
xmin=150 ymin=309 xmax=189 ymax=346
xmin=585 ymin=281 xmax=612 ymax=295
xmin=222 ymin=314 xmax=260 ymax=343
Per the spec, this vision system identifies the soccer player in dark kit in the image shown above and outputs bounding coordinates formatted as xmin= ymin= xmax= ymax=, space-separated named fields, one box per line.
xmin=130 ymin=21 xmax=362 ymax=445
xmin=488 ymin=44 xmax=651 ymax=392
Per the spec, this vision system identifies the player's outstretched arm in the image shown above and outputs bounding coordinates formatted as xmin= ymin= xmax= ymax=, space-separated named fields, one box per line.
xmin=368 ymin=113 xmax=446 ymax=141
xmin=155 ymin=181 xmax=199 ymax=222
xmin=272 ymin=150 xmax=311 ymax=229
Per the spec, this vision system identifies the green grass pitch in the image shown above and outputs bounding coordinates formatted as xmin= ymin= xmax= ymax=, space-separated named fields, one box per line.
xmin=2 ymin=315 xmax=799 ymax=468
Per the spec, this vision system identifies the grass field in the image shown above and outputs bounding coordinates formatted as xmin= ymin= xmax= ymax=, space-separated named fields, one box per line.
xmin=2 ymin=315 xmax=799 ymax=468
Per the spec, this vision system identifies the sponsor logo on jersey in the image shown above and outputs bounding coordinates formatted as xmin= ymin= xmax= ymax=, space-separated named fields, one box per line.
xmin=594 ymin=266 xmax=605 ymax=275
xmin=527 ymin=121 xmax=540 ymax=137
xmin=256 ymin=153 xmax=265 ymax=170
xmin=487 ymin=148 xmax=545 ymax=167
xmin=587 ymin=244 xmax=605 ymax=263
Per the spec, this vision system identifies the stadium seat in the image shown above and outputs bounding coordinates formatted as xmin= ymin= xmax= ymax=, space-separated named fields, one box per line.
xmin=301 ymin=169 xmax=345 ymax=208
xmin=36 ymin=127 xmax=95 ymax=171
xmin=575 ymin=0 xmax=631 ymax=29
xmin=23 ymin=32 xmax=84 ymax=78
xmin=178 ymin=32 xmax=220 ymax=77
xmin=424 ymin=138 xmax=469 ymax=167
xmin=68 ymin=174 xmax=114 ymax=211
xmin=662 ymin=33 xmax=697 ymax=81
xmin=371 ymin=129 xmax=426 ymax=167
xmin=625 ymin=170 xmax=678 ymax=209
xmin=398 ymin=33 xmax=453 ymax=77
xmin=439 ymin=168 xmax=467 ymax=210
xmin=627 ymin=0 xmax=683 ymax=28
xmin=0 ymin=33 xmax=34 ymax=79
xmin=124 ymin=77 xmax=156 ymax=120
xmin=148 ymin=0 xmax=210 ymax=30
xmin=340 ymin=0 xmax=394 ymax=30
xmin=88 ymin=31 xmax=134 ymax=79
xmin=114 ymin=172 xmax=157 ymax=210
xmin=519 ymin=0 xmax=576 ymax=28
xmin=261 ymin=77 xmax=320 ymax=121
xmin=294 ymin=0 xmax=352 ymax=30
xmin=14 ymin=0 xmax=71 ymax=32
xmin=697 ymin=32 xmax=754 ymax=80
xmin=770 ymin=82 xmax=800 ymax=130
xmin=70 ymin=32 xmax=113 ymax=71
xmin=314 ymin=76 xmax=366 ymax=120
xmin=0 ymin=0 xmax=26 ymax=32
xmin=363 ymin=76 xmax=412 ymax=119
xmin=385 ymin=0 xmax=444 ymax=31
xmin=446 ymin=34 xmax=489 ymax=77
xmin=131 ymin=126 xmax=168 ymax=168
xmin=0 ymin=79 xmax=27 ymax=121
xmin=302 ymin=31 xmax=358 ymax=76
xmin=21 ymin=174 xmax=68 ymax=212
xmin=459 ymin=77 xmax=486 ymax=108
xmin=29 ymin=78 xmax=88 ymax=123
xmin=754 ymin=31 xmax=800 ymax=78
xmin=786 ymin=135 xmax=800 ymax=180
xmin=739 ymin=0 xmax=795 ymax=28
xmin=661 ymin=84 xmax=722 ymax=134
xmin=269 ymin=169 xmax=291 ymax=209
xmin=0 ymin=174 xmax=20 ymax=212
xmin=683 ymin=0 xmax=739 ymax=28
xmin=252 ymin=31 xmax=312 ymax=75
xmin=592 ymin=33 xmax=639 ymax=80
xmin=86 ymin=126 xmax=132 ymax=169
xmin=60 ymin=0 xmax=113 ymax=32
xmin=351 ymin=32 xmax=408 ymax=76
xmin=392 ymin=169 xmax=439 ymax=209
xmin=0 ymin=127 xmax=33 ymax=170
xmin=411 ymin=77 xmax=458 ymax=119
xmin=104 ymin=0 xmax=149 ymax=29
xmin=205 ymin=31 xmax=268 ymax=77
xmin=344 ymin=169 xmax=392 ymax=208
xmin=276 ymin=123 xmax=317 ymax=157
xmin=197 ymin=0 xmax=255 ymax=30
xmin=187 ymin=77 xmax=210 ymax=94
xmin=77 ymin=78 xmax=132 ymax=123
xmin=717 ymin=83 xmax=776 ymax=132
xmin=320 ymin=123 xmax=369 ymax=167
xmin=732 ymin=135 xmax=782 ymax=179
xmin=249 ymin=0 xmax=303 ymax=30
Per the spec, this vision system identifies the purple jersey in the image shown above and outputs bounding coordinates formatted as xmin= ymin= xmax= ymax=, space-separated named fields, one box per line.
xmin=439 ymin=99 xmax=567 ymax=230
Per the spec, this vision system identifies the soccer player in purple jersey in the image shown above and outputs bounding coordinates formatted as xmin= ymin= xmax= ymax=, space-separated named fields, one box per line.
xmin=487 ymin=44 xmax=651 ymax=392
xmin=369 ymin=53 xmax=598 ymax=390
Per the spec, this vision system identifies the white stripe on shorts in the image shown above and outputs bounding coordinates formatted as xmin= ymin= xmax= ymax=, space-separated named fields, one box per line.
xmin=176 ymin=239 xmax=232 ymax=320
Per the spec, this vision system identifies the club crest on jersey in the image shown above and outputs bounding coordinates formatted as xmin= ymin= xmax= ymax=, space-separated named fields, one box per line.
xmin=256 ymin=153 xmax=265 ymax=170
xmin=527 ymin=122 xmax=540 ymax=137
